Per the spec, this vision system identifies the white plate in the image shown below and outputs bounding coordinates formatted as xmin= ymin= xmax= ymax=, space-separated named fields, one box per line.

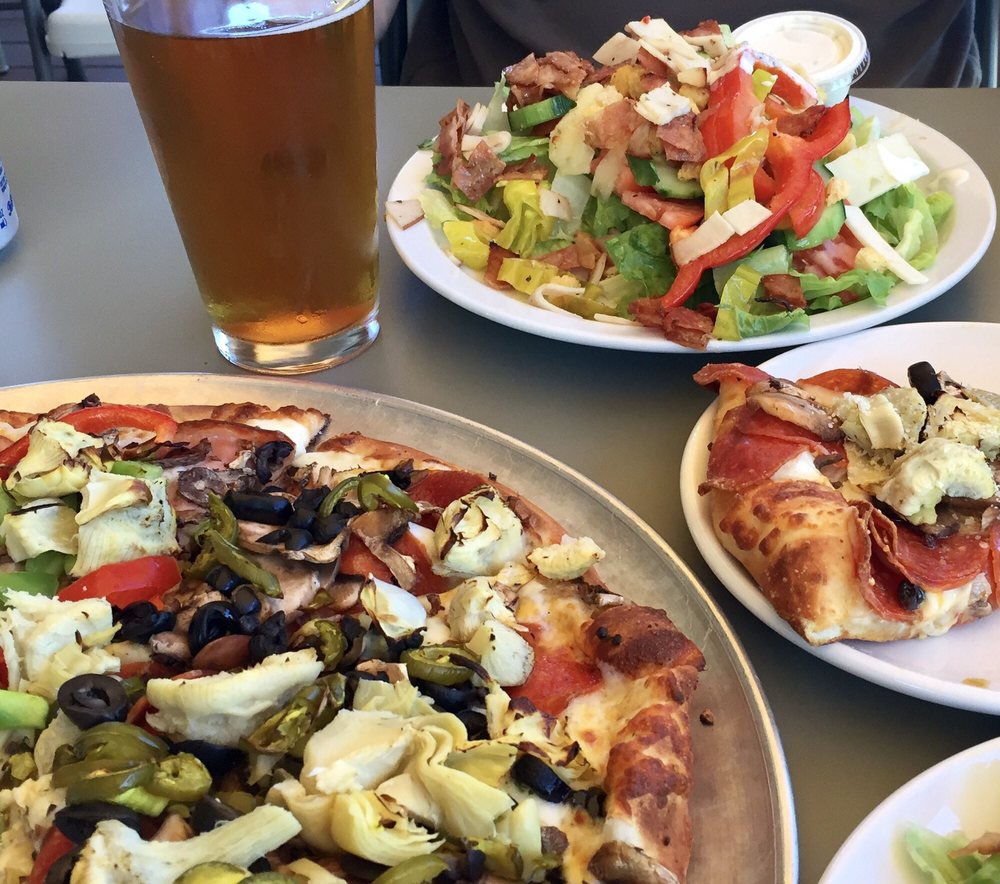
xmin=2 ymin=373 xmax=796 ymax=883
xmin=680 ymin=322 xmax=1000 ymax=713
xmin=821 ymin=735 xmax=1000 ymax=883
xmin=386 ymin=99 xmax=995 ymax=352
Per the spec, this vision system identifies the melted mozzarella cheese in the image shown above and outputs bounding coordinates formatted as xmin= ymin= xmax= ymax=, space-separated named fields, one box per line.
xmin=246 ymin=416 xmax=313 ymax=459
xmin=770 ymin=451 xmax=831 ymax=485
xmin=290 ymin=449 xmax=385 ymax=472
xmin=534 ymin=798 xmax=604 ymax=884
xmin=515 ymin=579 xmax=593 ymax=641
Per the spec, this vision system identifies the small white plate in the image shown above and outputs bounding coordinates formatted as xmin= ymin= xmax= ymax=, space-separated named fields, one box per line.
xmin=821 ymin=735 xmax=1000 ymax=883
xmin=680 ymin=322 xmax=1000 ymax=713
xmin=386 ymin=99 xmax=995 ymax=352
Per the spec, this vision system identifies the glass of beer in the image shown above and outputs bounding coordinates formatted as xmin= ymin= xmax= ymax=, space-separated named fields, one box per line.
xmin=104 ymin=0 xmax=379 ymax=374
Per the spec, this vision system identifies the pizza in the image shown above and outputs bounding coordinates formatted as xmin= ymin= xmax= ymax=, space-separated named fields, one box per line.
xmin=0 ymin=395 xmax=705 ymax=884
xmin=694 ymin=361 xmax=1000 ymax=645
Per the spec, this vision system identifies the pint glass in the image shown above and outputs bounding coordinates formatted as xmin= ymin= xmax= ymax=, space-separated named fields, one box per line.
xmin=105 ymin=0 xmax=379 ymax=373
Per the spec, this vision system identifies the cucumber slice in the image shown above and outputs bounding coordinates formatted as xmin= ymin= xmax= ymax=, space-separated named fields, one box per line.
xmin=627 ymin=156 xmax=703 ymax=199
xmin=786 ymin=200 xmax=847 ymax=251
xmin=507 ymin=95 xmax=576 ymax=131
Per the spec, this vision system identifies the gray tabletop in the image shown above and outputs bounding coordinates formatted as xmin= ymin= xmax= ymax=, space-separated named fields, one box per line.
xmin=1 ymin=82 xmax=999 ymax=883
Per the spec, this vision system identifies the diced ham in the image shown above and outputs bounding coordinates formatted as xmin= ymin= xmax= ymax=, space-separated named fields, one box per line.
xmin=452 ymin=140 xmax=506 ymax=201
xmin=506 ymin=51 xmax=595 ymax=107
xmin=760 ymin=274 xmax=807 ymax=310
xmin=635 ymin=46 xmax=672 ymax=79
xmin=657 ymin=112 xmax=707 ymax=163
xmin=435 ymin=99 xmax=470 ymax=177
xmin=584 ymin=99 xmax=646 ymax=151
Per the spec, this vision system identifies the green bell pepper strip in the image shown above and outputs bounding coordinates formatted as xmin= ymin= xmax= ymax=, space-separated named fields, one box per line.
xmin=400 ymin=646 xmax=476 ymax=686
xmin=75 ymin=721 xmax=169 ymax=763
xmin=0 ymin=689 xmax=49 ymax=730
xmin=188 ymin=493 xmax=241 ymax=579
xmin=59 ymin=759 xmax=154 ymax=803
xmin=318 ymin=473 xmax=418 ymax=517
xmin=25 ymin=550 xmax=71 ymax=577
xmin=371 ymin=855 xmax=450 ymax=884
xmin=148 ymin=753 xmax=212 ymax=803
xmin=204 ymin=530 xmax=281 ymax=598
xmin=109 ymin=460 xmax=164 ymax=480
xmin=0 ymin=571 xmax=59 ymax=600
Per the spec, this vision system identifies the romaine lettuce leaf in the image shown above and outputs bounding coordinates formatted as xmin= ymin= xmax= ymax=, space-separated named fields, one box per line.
xmin=796 ymin=267 xmax=896 ymax=306
xmin=582 ymin=194 xmax=647 ymax=237
xmin=713 ymin=264 xmax=808 ymax=341
xmin=863 ymin=183 xmax=953 ymax=271
xmin=904 ymin=827 xmax=1000 ymax=884
xmin=604 ymin=223 xmax=675 ymax=295
xmin=713 ymin=244 xmax=790 ymax=295
xmin=499 ymin=137 xmax=551 ymax=163
xmin=419 ymin=189 xmax=459 ymax=229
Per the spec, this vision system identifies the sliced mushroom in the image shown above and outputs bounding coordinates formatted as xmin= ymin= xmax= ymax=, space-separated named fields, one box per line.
xmin=588 ymin=841 xmax=681 ymax=884
xmin=351 ymin=509 xmax=418 ymax=590
xmin=746 ymin=379 xmax=841 ymax=442
xmin=176 ymin=466 xmax=254 ymax=507
xmin=149 ymin=631 xmax=191 ymax=666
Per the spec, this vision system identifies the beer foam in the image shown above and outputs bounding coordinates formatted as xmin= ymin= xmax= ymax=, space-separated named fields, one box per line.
xmin=205 ymin=0 xmax=370 ymax=37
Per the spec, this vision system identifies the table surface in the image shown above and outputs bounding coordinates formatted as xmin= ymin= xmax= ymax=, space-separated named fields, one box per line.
xmin=1 ymin=82 xmax=999 ymax=883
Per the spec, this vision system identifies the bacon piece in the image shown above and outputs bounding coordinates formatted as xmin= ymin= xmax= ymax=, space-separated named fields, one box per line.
xmin=657 ymin=113 xmax=707 ymax=163
xmin=451 ymin=140 xmax=506 ymax=202
xmin=640 ymin=72 xmax=669 ymax=93
xmin=760 ymin=274 xmax=807 ymax=310
xmin=484 ymin=244 xmax=516 ymax=289
xmin=536 ymin=231 xmax=604 ymax=271
xmin=658 ymin=306 xmax=714 ymax=349
xmin=435 ymin=99 xmax=470 ymax=178
xmin=681 ymin=20 xmax=722 ymax=37
xmin=867 ymin=507 xmax=991 ymax=591
xmin=776 ymin=104 xmax=827 ymax=137
xmin=585 ymin=99 xmax=646 ymax=151
xmin=497 ymin=156 xmax=549 ymax=181
xmin=798 ymin=368 xmax=898 ymax=395
xmin=636 ymin=46 xmax=671 ymax=79
xmin=506 ymin=51 xmax=594 ymax=107
xmin=584 ymin=63 xmax=625 ymax=86
xmin=627 ymin=120 xmax=661 ymax=158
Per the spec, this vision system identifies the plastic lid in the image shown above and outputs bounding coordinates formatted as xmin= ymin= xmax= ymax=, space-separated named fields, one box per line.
xmin=732 ymin=11 xmax=869 ymax=104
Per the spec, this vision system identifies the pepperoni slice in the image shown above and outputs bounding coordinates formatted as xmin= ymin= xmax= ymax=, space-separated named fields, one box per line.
xmin=862 ymin=548 xmax=919 ymax=622
xmin=692 ymin=362 xmax=769 ymax=391
xmin=798 ymin=368 xmax=897 ymax=395
xmin=867 ymin=508 xmax=990 ymax=591
xmin=507 ymin=646 xmax=603 ymax=717
xmin=702 ymin=404 xmax=834 ymax=491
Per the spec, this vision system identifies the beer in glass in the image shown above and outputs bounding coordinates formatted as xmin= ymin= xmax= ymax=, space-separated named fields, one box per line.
xmin=105 ymin=0 xmax=379 ymax=373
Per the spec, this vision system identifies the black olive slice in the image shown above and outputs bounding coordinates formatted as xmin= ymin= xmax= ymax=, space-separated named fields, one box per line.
xmin=57 ymin=674 xmax=128 ymax=729
xmin=172 ymin=740 xmax=246 ymax=778
xmin=223 ymin=491 xmax=293 ymax=526
xmin=255 ymin=440 xmax=294 ymax=484
xmin=53 ymin=802 xmax=142 ymax=844
xmin=188 ymin=601 xmax=239 ymax=657
xmin=512 ymin=753 xmax=572 ymax=802
xmin=908 ymin=361 xmax=945 ymax=403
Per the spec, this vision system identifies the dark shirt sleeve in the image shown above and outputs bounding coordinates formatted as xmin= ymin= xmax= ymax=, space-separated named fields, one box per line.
xmin=401 ymin=0 xmax=979 ymax=88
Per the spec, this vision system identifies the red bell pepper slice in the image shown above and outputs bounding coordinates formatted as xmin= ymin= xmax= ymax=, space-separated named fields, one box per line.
xmin=58 ymin=555 xmax=181 ymax=607
xmin=788 ymin=168 xmax=827 ymax=239
xmin=699 ymin=65 xmax=762 ymax=157
xmin=633 ymin=100 xmax=852 ymax=315
xmin=0 ymin=404 xmax=178 ymax=480
xmin=27 ymin=828 xmax=75 ymax=884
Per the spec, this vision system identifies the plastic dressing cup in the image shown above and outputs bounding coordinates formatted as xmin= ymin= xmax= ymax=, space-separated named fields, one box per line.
xmin=733 ymin=11 xmax=869 ymax=105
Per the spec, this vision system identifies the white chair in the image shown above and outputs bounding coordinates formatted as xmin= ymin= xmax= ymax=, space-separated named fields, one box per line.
xmin=21 ymin=0 xmax=118 ymax=80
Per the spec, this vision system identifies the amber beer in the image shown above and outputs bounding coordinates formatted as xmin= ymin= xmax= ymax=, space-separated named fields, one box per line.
xmin=107 ymin=0 xmax=378 ymax=373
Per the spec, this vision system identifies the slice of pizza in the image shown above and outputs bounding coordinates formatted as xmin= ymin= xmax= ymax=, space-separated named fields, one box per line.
xmin=0 ymin=397 xmax=705 ymax=884
xmin=694 ymin=362 xmax=1000 ymax=645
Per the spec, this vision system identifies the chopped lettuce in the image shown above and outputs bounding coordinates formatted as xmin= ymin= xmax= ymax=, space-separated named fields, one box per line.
xmin=419 ymin=189 xmax=459 ymax=229
xmin=549 ymin=173 xmax=592 ymax=238
xmin=499 ymin=137 xmax=551 ymax=164
xmin=592 ymin=273 xmax=645 ymax=316
xmin=714 ymin=244 xmax=789 ymax=294
xmin=796 ymin=267 xmax=896 ymax=306
xmin=905 ymin=826 xmax=1000 ymax=883
xmin=604 ymin=223 xmax=675 ymax=296
xmin=850 ymin=107 xmax=881 ymax=147
xmin=581 ymin=194 xmax=646 ymax=237
xmin=482 ymin=77 xmax=510 ymax=134
xmin=864 ymin=183 xmax=953 ymax=271
xmin=493 ymin=181 xmax=554 ymax=255
xmin=713 ymin=265 xmax=808 ymax=341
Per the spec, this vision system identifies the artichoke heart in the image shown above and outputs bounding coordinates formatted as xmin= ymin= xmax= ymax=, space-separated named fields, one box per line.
xmin=76 ymin=470 xmax=152 ymax=525
xmin=360 ymin=577 xmax=428 ymax=639
xmin=145 ymin=650 xmax=323 ymax=746
xmin=329 ymin=791 xmax=443 ymax=867
xmin=434 ymin=487 xmax=526 ymax=577
xmin=447 ymin=576 xmax=518 ymax=642
xmin=527 ymin=535 xmax=605 ymax=581
xmin=466 ymin=619 xmax=535 ymax=687
xmin=0 ymin=500 xmax=78 ymax=562
xmin=71 ymin=476 xmax=179 ymax=577
xmin=445 ymin=741 xmax=518 ymax=788
xmin=5 ymin=419 xmax=102 ymax=499
xmin=352 ymin=680 xmax=435 ymax=718
xmin=927 ymin=393 xmax=1000 ymax=461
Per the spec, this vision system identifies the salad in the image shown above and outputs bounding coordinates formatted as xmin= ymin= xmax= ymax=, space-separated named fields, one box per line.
xmin=906 ymin=825 xmax=1000 ymax=882
xmin=388 ymin=16 xmax=954 ymax=349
